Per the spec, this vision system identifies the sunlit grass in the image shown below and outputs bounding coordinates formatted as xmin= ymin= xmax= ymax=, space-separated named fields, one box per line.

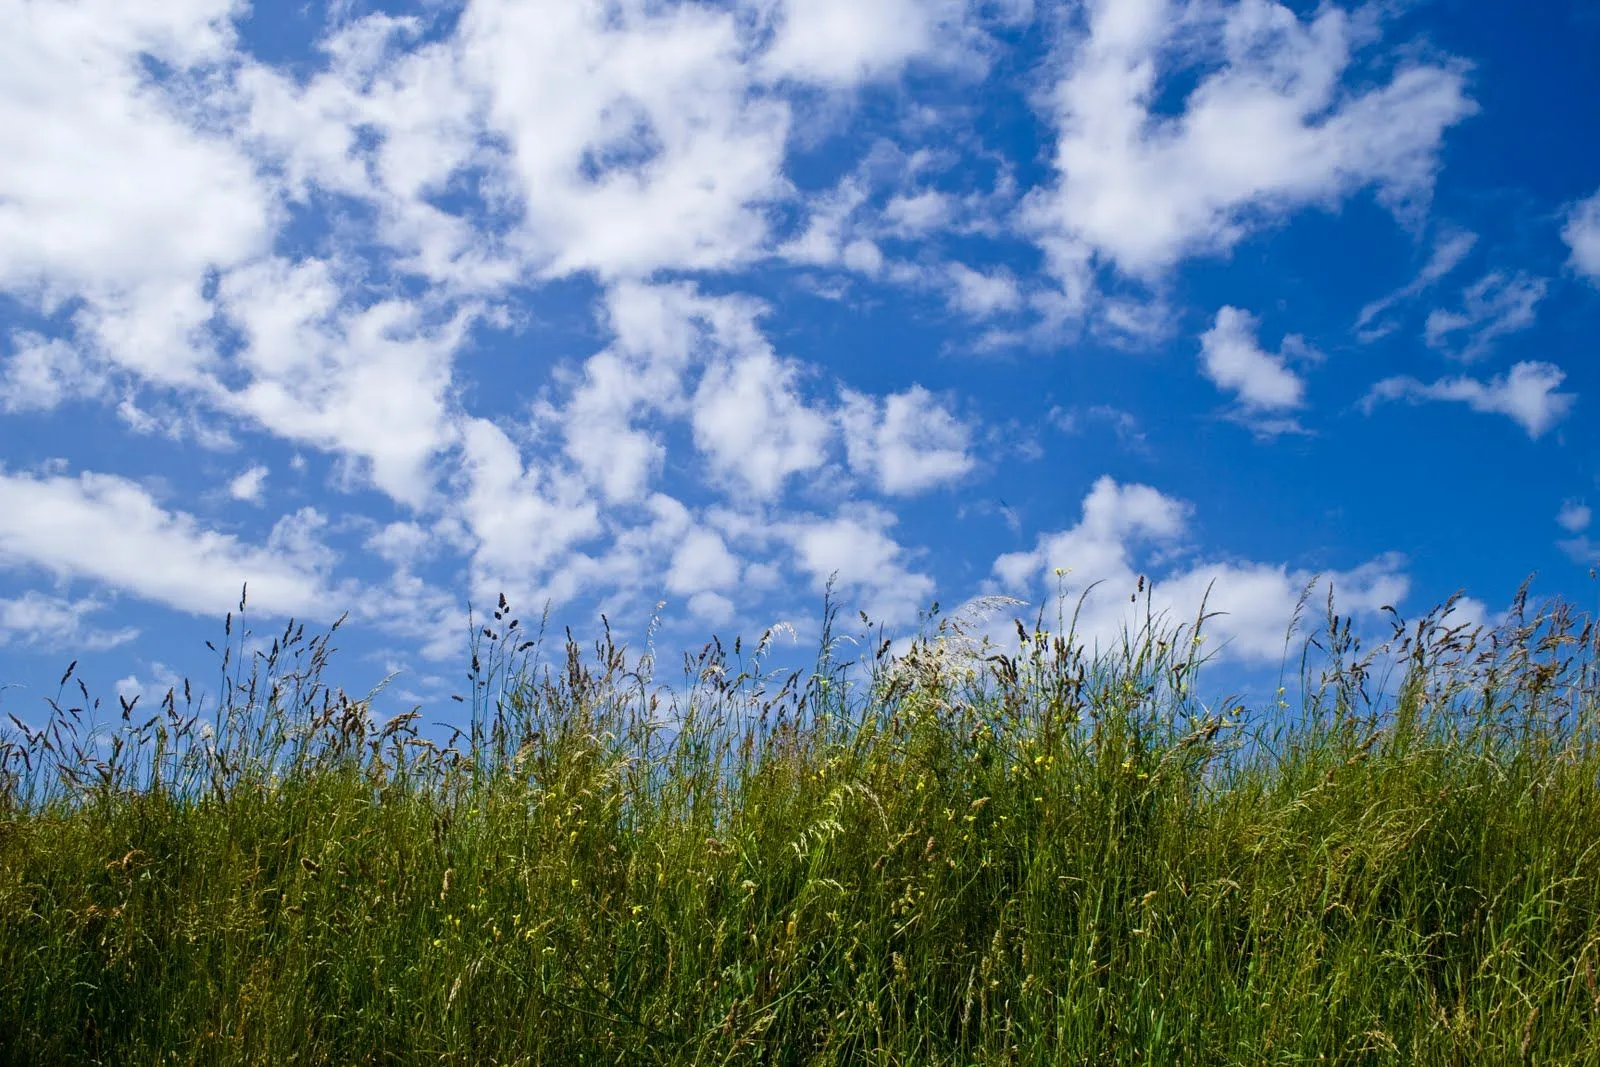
xmin=3 ymin=583 xmax=1599 ymax=1064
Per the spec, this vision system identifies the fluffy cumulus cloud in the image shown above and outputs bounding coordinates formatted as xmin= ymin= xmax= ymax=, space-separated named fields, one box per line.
xmin=1364 ymin=362 xmax=1576 ymax=439
xmin=0 ymin=1 xmax=273 ymax=382
xmin=781 ymin=506 xmax=936 ymax=627
xmin=761 ymin=0 xmax=976 ymax=87
xmin=693 ymin=349 xmax=834 ymax=500
xmin=1558 ymin=499 xmax=1600 ymax=567
xmin=0 ymin=334 xmax=109 ymax=414
xmin=992 ymin=477 xmax=1408 ymax=662
xmin=228 ymin=466 xmax=270 ymax=504
xmin=455 ymin=417 xmax=602 ymax=597
xmin=216 ymin=258 xmax=470 ymax=509
xmin=945 ymin=263 xmax=1024 ymax=318
xmin=1564 ymin=188 xmax=1600 ymax=283
xmin=839 ymin=386 xmax=975 ymax=495
xmin=1023 ymin=0 xmax=1474 ymax=297
xmin=1198 ymin=307 xmax=1308 ymax=426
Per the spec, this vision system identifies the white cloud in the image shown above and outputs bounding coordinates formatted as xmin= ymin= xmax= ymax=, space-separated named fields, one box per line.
xmin=1023 ymin=0 xmax=1473 ymax=293
xmin=778 ymin=177 xmax=878 ymax=273
xmin=0 ymin=333 xmax=109 ymax=413
xmin=0 ymin=0 xmax=273 ymax=384
xmin=946 ymin=263 xmax=1023 ymax=318
xmin=229 ymin=465 xmax=269 ymax=504
xmin=217 ymin=257 xmax=468 ymax=509
xmin=992 ymin=475 xmax=1408 ymax=662
xmin=1355 ymin=229 xmax=1477 ymax=341
xmin=882 ymin=190 xmax=954 ymax=236
xmin=760 ymin=0 xmax=972 ymax=88
xmin=1563 ymin=187 xmax=1600 ymax=283
xmin=457 ymin=0 xmax=794 ymax=281
xmin=668 ymin=527 xmax=741 ymax=597
xmin=839 ymin=385 xmax=976 ymax=495
xmin=692 ymin=349 xmax=833 ymax=500
xmin=553 ymin=283 xmax=770 ymax=504
xmin=455 ymin=417 xmax=601 ymax=594
xmin=1198 ymin=306 xmax=1307 ymax=417
xmin=0 ymin=591 xmax=140 ymax=651
xmin=365 ymin=521 xmax=438 ymax=568
xmin=1365 ymin=361 xmax=1576 ymax=439
xmin=1557 ymin=500 xmax=1592 ymax=535
xmin=1560 ymin=535 xmax=1600 ymax=567
xmin=1424 ymin=271 xmax=1546 ymax=361
xmin=237 ymin=14 xmax=518 ymax=295
xmin=0 ymin=468 xmax=337 ymax=618
xmin=686 ymin=590 xmax=737 ymax=627
xmin=994 ymin=476 xmax=1187 ymax=588
xmin=782 ymin=505 xmax=935 ymax=626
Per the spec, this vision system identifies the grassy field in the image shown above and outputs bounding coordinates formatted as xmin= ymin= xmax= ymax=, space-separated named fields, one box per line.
xmin=3 ymin=584 xmax=1600 ymax=1065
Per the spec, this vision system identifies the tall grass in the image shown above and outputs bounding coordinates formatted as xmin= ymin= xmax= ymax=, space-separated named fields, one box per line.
xmin=2 ymin=583 xmax=1600 ymax=1064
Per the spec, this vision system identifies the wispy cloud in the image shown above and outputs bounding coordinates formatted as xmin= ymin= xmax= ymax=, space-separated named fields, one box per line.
xmin=0 ymin=468 xmax=341 ymax=618
xmin=1364 ymin=361 xmax=1576 ymax=439
xmin=1424 ymin=271 xmax=1547 ymax=362
xmin=1355 ymin=229 xmax=1477 ymax=342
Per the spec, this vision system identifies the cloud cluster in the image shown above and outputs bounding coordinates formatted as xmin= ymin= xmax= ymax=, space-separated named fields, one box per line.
xmin=1023 ymin=0 xmax=1473 ymax=301
xmin=992 ymin=476 xmax=1409 ymax=662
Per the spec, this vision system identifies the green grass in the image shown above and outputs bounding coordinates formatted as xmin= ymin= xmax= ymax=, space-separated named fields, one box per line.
xmin=3 ymin=584 xmax=1600 ymax=1064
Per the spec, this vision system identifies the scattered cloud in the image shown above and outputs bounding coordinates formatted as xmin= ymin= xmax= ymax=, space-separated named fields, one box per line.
xmin=692 ymin=348 xmax=833 ymax=500
xmin=991 ymin=476 xmax=1409 ymax=662
xmin=1556 ymin=499 xmax=1597 ymax=565
xmin=0 ymin=592 xmax=140 ymax=652
xmin=839 ymin=385 xmax=976 ymax=495
xmin=1355 ymin=229 xmax=1477 ymax=341
xmin=1564 ymin=187 xmax=1600 ymax=282
xmin=1364 ymin=361 xmax=1576 ymax=438
xmin=0 ymin=468 xmax=340 ymax=618
xmin=0 ymin=333 xmax=110 ymax=413
xmin=1049 ymin=404 xmax=1149 ymax=454
xmin=1557 ymin=500 xmax=1592 ymax=534
xmin=454 ymin=417 xmax=602 ymax=598
xmin=1198 ymin=307 xmax=1308 ymax=428
xmin=945 ymin=263 xmax=1023 ymax=318
xmin=781 ymin=505 xmax=936 ymax=627
xmin=0 ymin=0 xmax=1587 ymax=702
xmin=1424 ymin=271 xmax=1546 ymax=361
xmin=882 ymin=190 xmax=954 ymax=237
xmin=1022 ymin=0 xmax=1474 ymax=300
xmin=217 ymin=258 xmax=470 ymax=509
xmin=0 ymin=0 xmax=273 ymax=384
xmin=760 ymin=0 xmax=980 ymax=88
xmin=228 ymin=466 xmax=270 ymax=504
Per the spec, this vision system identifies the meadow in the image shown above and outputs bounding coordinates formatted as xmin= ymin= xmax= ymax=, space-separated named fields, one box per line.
xmin=2 ymin=582 xmax=1599 ymax=1065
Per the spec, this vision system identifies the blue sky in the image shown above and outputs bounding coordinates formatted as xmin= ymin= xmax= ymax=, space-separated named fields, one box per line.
xmin=1 ymin=0 xmax=1597 ymax=721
